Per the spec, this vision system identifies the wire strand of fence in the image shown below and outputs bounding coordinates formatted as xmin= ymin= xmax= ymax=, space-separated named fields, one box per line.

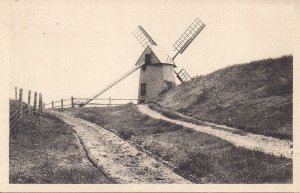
xmin=9 ymin=87 xmax=45 ymax=129
xmin=10 ymin=104 xmax=20 ymax=111
xmin=9 ymin=118 xmax=19 ymax=126
xmin=10 ymin=119 xmax=20 ymax=128
xmin=9 ymin=109 xmax=31 ymax=125
xmin=10 ymin=113 xmax=20 ymax=120
xmin=10 ymin=104 xmax=29 ymax=115
xmin=10 ymin=110 xmax=25 ymax=121
xmin=9 ymin=114 xmax=21 ymax=124
xmin=10 ymin=109 xmax=21 ymax=118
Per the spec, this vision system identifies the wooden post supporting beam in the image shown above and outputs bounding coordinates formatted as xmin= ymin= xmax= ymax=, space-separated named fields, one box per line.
xmin=61 ymin=99 xmax=63 ymax=109
xmin=52 ymin=101 xmax=54 ymax=109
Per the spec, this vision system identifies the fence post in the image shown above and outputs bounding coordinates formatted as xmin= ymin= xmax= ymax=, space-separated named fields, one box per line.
xmin=52 ymin=101 xmax=54 ymax=109
xmin=43 ymin=103 xmax=45 ymax=110
xmin=19 ymin=88 xmax=23 ymax=118
xmin=38 ymin=93 xmax=42 ymax=111
xmin=33 ymin=92 xmax=37 ymax=112
xmin=109 ymin=97 xmax=111 ymax=107
xmin=71 ymin=97 xmax=74 ymax=108
xmin=15 ymin=87 xmax=18 ymax=100
xmin=28 ymin=90 xmax=31 ymax=115
xmin=40 ymin=94 xmax=43 ymax=110
xmin=61 ymin=99 xmax=63 ymax=109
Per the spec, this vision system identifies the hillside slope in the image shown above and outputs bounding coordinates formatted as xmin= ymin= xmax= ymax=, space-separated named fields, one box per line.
xmin=154 ymin=55 xmax=293 ymax=139
xmin=9 ymin=100 xmax=111 ymax=183
xmin=63 ymin=104 xmax=292 ymax=183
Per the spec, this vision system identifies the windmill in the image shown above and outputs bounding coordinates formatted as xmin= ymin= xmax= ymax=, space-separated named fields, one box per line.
xmin=80 ymin=18 xmax=205 ymax=106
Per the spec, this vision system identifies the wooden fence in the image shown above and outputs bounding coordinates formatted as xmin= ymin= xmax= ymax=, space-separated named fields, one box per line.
xmin=44 ymin=97 xmax=140 ymax=109
xmin=9 ymin=87 xmax=45 ymax=128
xmin=9 ymin=87 xmax=139 ymax=126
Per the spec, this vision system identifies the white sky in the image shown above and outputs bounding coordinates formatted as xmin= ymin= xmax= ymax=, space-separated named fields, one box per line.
xmin=9 ymin=0 xmax=297 ymax=105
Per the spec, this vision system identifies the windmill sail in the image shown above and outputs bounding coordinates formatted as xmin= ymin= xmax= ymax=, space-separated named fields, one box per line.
xmin=175 ymin=68 xmax=192 ymax=82
xmin=132 ymin=25 xmax=157 ymax=48
xmin=172 ymin=18 xmax=205 ymax=60
xmin=172 ymin=18 xmax=205 ymax=83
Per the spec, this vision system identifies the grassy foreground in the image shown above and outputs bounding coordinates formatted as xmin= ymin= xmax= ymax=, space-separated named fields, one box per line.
xmin=66 ymin=104 xmax=292 ymax=184
xmin=9 ymin=108 xmax=111 ymax=183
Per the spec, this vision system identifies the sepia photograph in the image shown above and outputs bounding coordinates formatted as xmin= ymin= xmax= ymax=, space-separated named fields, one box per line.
xmin=1 ymin=0 xmax=300 ymax=192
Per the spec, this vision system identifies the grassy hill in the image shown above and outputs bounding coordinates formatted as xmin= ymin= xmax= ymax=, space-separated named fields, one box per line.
xmin=154 ymin=55 xmax=293 ymax=140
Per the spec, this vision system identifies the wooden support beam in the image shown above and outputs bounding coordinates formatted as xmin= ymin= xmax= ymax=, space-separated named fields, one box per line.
xmin=82 ymin=61 xmax=145 ymax=106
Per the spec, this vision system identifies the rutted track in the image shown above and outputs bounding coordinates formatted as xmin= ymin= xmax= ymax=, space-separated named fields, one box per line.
xmin=138 ymin=105 xmax=293 ymax=159
xmin=47 ymin=110 xmax=191 ymax=184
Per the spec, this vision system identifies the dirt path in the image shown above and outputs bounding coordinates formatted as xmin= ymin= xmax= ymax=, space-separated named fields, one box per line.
xmin=138 ymin=105 xmax=293 ymax=159
xmin=47 ymin=110 xmax=191 ymax=184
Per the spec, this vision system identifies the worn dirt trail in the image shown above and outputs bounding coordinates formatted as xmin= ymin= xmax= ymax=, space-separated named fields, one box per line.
xmin=138 ymin=105 xmax=293 ymax=159
xmin=47 ymin=110 xmax=191 ymax=184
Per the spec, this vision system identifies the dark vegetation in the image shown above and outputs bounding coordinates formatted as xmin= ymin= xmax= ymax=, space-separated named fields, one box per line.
xmin=155 ymin=55 xmax=293 ymax=140
xmin=65 ymin=104 xmax=292 ymax=183
xmin=9 ymin=100 xmax=111 ymax=184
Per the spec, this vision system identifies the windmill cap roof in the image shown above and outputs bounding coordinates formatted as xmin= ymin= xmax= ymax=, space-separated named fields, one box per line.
xmin=135 ymin=45 xmax=176 ymax=67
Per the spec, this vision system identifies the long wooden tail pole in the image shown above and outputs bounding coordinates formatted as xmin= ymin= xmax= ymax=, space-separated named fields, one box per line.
xmin=81 ymin=61 xmax=145 ymax=106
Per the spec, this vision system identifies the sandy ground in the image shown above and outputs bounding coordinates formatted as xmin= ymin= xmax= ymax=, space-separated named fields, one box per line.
xmin=47 ymin=110 xmax=191 ymax=184
xmin=138 ymin=105 xmax=293 ymax=159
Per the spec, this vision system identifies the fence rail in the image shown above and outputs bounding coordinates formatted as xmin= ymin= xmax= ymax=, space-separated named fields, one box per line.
xmin=10 ymin=87 xmax=140 ymax=126
xmin=45 ymin=97 xmax=140 ymax=109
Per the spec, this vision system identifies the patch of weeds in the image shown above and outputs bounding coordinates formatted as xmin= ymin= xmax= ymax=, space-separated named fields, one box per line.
xmin=152 ymin=123 xmax=183 ymax=134
xmin=175 ymin=152 xmax=214 ymax=181
xmin=194 ymin=87 xmax=211 ymax=105
xmin=118 ymin=129 xmax=134 ymax=140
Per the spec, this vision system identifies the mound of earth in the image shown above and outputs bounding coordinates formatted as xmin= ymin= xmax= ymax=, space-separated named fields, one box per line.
xmin=154 ymin=55 xmax=293 ymax=139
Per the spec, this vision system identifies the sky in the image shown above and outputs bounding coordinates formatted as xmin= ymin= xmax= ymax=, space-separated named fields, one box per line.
xmin=9 ymin=0 xmax=298 ymax=105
